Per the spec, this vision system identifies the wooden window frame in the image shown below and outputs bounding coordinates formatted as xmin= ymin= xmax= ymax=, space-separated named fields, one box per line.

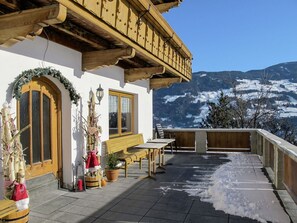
xmin=109 ymin=90 xmax=134 ymax=138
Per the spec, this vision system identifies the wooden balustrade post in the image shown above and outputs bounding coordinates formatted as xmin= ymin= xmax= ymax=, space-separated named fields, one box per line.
xmin=250 ymin=131 xmax=257 ymax=154
xmin=263 ymin=139 xmax=270 ymax=167
xmin=257 ymin=134 xmax=263 ymax=156
xmin=195 ymin=131 xmax=207 ymax=154
xmin=274 ymin=146 xmax=285 ymax=189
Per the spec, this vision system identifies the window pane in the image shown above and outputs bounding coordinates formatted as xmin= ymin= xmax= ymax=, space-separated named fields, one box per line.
xmin=121 ymin=97 xmax=132 ymax=133
xmin=109 ymin=95 xmax=118 ymax=135
xmin=20 ymin=92 xmax=30 ymax=165
xmin=43 ymin=95 xmax=51 ymax=160
xmin=32 ymin=91 xmax=41 ymax=163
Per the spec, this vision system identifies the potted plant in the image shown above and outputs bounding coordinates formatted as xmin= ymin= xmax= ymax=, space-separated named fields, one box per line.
xmin=105 ymin=153 xmax=120 ymax=182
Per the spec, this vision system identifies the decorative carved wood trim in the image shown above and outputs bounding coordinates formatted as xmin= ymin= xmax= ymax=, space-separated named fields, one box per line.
xmin=82 ymin=47 xmax=136 ymax=71
xmin=150 ymin=77 xmax=181 ymax=89
xmin=124 ymin=66 xmax=165 ymax=83
xmin=0 ymin=4 xmax=67 ymax=47
xmin=56 ymin=0 xmax=192 ymax=81
xmin=155 ymin=1 xmax=180 ymax=13
xmin=0 ymin=0 xmax=19 ymax=10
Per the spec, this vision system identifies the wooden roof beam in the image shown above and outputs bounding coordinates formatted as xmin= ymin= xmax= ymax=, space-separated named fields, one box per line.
xmin=82 ymin=47 xmax=135 ymax=71
xmin=0 ymin=4 xmax=66 ymax=47
xmin=155 ymin=1 xmax=181 ymax=13
xmin=150 ymin=77 xmax=181 ymax=89
xmin=124 ymin=66 xmax=165 ymax=83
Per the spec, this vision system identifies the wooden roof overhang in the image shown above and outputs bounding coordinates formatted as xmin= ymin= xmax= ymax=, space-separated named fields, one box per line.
xmin=0 ymin=0 xmax=192 ymax=89
xmin=151 ymin=0 xmax=182 ymax=13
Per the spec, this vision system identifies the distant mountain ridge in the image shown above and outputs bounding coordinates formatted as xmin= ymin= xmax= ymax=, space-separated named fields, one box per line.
xmin=153 ymin=61 xmax=297 ymax=128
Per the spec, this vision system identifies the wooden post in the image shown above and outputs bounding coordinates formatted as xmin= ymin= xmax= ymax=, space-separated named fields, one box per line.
xmin=250 ymin=131 xmax=257 ymax=154
xmin=263 ymin=139 xmax=270 ymax=167
xmin=274 ymin=146 xmax=285 ymax=189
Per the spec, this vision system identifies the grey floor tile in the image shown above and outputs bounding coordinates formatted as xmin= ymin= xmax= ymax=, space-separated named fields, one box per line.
xmin=145 ymin=209 xmax=186 ymax=222
xmin=100 ymin=210 xmax=143 ymax=222
xmin=140 ymin=216 xmax=182 ymax=222
xmin=229 ymin=215 xmax=260 ymax=223
xmin=32 ymin=204 xmax=62 ymax=215
xmin=116 ymin=198 xmax=155 ymax=209
xmin=127 ymin=193 xmax=161 ymax=203
xmin=184 ymin=214 xmax=228 ymax=223
xmin=111 ymin=204 xmax=149 ymax=216
xmin=49 ymin=211 xmax=96 ymax=223
xmin=48 ymin=196 xmax=77 ymax=207
xmin=29 ymin=215 xmax=48 ymax=223
xmin=189 ymin=200 xmax=227 ymax=217
xmin=62 ymin=204 xmax=106 ymax=218
xmin=152 ymin=201 xmax=193 ymax=214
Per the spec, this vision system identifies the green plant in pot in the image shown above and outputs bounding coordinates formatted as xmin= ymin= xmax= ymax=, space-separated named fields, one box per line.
xmin=105 ymin=153 xmax=120 ymax=182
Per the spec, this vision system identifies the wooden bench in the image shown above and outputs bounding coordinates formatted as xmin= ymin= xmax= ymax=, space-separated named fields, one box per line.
xmin=105 ymin=134 xmax=148 ymax=177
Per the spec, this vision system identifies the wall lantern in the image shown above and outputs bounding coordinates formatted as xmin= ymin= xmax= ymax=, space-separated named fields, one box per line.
xmin=96 ymin=84 xmax=104 ymax=105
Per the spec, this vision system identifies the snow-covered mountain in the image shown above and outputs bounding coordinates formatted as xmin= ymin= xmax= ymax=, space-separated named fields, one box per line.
xmin=153 ymin=61 xmax=297 ymax=128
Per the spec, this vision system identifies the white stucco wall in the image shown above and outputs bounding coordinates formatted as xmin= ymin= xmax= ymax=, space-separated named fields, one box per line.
xmin=0 ymin=37 xmax=153 ymax=189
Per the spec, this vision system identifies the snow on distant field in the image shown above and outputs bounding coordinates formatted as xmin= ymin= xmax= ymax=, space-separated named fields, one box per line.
xmin=236 ymin=79 xmax=262 ymax=91
xmin=279 ymin=106 xmax=297 ymax=118
xmin=185 ymin=154 xmax=290 ymax=223
xmin=236 ymin=79 xmax=297 ymax=93
xmin=192 ymin=89 xmax=232 ymax=104
xmin=162 ymin=78 xmax=297 ymax=119
xmin=239 ymin=92 xmax=279 ymax=100
xmin=164 ymin=94 xmax=187 ymax=103
xmin=287 ymin=95 xmax=297 ymax=105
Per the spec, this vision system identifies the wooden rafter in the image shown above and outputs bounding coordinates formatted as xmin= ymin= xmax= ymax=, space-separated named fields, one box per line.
xmin=155 ymin=1 xmax=180 ymax=13
xmin=0 ymin=4 xmax=67 ymax=47
xmin=82 ymin=47 xmax=136 ymax=71
xmin=150 ymin=77 xmax=181 ymax=89
xmin=0 ymin=0 xmax=19 ymax=10
xmin=125 ymin=66 xmax=165 ymax=83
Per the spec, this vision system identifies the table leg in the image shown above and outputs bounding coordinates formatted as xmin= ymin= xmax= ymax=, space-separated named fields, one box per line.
xmin=148 ymin=149 xmax=152 ymax=177
xmin=152 ymin=149 xmax=157 ymax=173
xmin=162 ymin=147 xmax=165 ymax=166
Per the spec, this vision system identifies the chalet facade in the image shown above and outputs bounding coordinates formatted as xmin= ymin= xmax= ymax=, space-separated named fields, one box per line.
xmin=0 ymin=0 xmax=192 ymax=189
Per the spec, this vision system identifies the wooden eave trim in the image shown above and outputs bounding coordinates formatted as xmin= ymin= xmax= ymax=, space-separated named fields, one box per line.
xmin=82 ymin=47 xmax=136 ymax=71
xmin=129 ymin=0 xmax=192 ymax=59
xmin=0 ymin=4 xmax=66 ymax=47
xmin=155 ymin=1 xmax=180 ymax=13
xmin=124 ymin=66 xmax=165 ymax=83
xmin=150 ymin=77 xmax=181 ymax=89
xmin=0 ymin=0 xmax=19 ymax=10
xmin=56 ymin=0 xmax=191 ymax=81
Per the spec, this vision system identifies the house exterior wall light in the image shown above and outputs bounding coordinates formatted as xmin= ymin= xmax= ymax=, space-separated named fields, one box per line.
xmin=96 ymin=84 xmax=104 ymax=105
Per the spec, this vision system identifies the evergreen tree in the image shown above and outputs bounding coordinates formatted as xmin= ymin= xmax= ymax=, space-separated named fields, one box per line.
xmin=202 ymin=92 xmax=233 ymax=128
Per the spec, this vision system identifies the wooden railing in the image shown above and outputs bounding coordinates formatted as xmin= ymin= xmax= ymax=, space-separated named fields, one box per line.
xmin=163 ymin=128 xmax=297 ymax=203
xmin=59 ymin=0 xmax=192 ymax=81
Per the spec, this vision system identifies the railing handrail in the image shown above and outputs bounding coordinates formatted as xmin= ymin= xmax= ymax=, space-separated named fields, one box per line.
xmin=163 ymin=127 xmax=297 ymax=162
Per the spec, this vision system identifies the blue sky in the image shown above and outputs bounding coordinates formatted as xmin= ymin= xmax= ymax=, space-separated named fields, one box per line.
xmin=163 ymin=0 xmax=297 ymax=72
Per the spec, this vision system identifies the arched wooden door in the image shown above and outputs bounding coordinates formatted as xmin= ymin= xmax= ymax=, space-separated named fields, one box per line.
xmin=18 ymin=77 xmax=61 ymax=179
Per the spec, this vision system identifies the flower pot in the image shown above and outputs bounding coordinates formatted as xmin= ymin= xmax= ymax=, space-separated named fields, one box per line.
xmin=2 ymin=208 xmax=30 ymax=223
xmin=105 ymin=169 xmax=119 ymax=182
xmin=85 ymin=175 xmax=100 ymax=188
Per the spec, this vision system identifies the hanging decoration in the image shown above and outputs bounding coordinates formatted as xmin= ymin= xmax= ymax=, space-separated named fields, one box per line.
xmin=12 ymin=67 xmax=80 ymax=105
xmin=1 ymin=103 xmax=30 ymax=211
xmin=82 ymin=90 xmax=102 ymax=188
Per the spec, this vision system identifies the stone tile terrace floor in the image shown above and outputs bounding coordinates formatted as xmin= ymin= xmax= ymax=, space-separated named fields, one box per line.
xmin=29 ymin=153 xmax=296 ymax=223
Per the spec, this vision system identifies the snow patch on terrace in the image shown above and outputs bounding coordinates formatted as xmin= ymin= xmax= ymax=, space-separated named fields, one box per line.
xmin=183 ymin=154 xmax=290 ymax=223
